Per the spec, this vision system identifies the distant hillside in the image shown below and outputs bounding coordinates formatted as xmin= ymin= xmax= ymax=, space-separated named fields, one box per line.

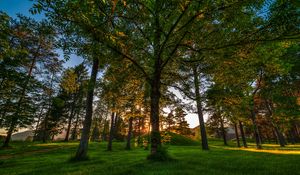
xmin=11 ymin=130 xmax=34 ymax=141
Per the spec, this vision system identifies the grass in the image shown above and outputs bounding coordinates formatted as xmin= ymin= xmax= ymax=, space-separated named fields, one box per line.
xmin=0 ymin=140 xmax=299 ymax=175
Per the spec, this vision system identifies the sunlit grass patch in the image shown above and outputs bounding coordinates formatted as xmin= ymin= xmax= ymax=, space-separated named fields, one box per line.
xmin=225 ymin=147 xmax=300 ymax=155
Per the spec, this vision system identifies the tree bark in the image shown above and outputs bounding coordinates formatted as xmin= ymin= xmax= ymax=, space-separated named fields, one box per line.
xmin=292 ymin=124 xmax=300 ymax=143
xmin=149 ymin=73 xmax=162 ymax=155
xmin=107 ymin=112 xmax=115 ymax=151
xmin=220 ymin=117 xmax=228 ymax=146
xmin=234 ymin=122 xmax=240 ymax=147
xmin=273 ymin=125 xmax=286 ymax=147
xmin=42 ymin=72 xmax=55 ymax=143
xmin=65 ymin=97 xmax=76 ymax=142
xmin=114 ymin=114 xmax=119 ymax=138
xmin=192 ymin=66 xmax=209 ymax=150
xmin=75 ymin=58 xmax=99 ymax=160
xmin=33 ymin=106 xmax=45 ymax=141
xmin=3 ymin=121 xmax=14 ymax=147
xmin=239 ymin=121 xmax=247 ymax=148
xmin=42 ymin=114 xmax=49 ymax=143
xmin=250 ymin=110 xmax=262 ymax=149
xmin=71 ymin=112 xmax=80 ymax=140
xmin=125 ymin=117 xmax=133 ymax=150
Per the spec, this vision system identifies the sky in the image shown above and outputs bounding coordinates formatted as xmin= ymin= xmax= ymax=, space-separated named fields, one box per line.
xmin=0 ymin=0 xmax=202 ymax=128
xmin=0 ymin=0 xmax=83 ymax=68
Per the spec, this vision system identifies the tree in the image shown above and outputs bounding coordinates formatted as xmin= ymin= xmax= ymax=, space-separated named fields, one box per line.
xmin=75 ymin=57 xmax=100 ymax=159
xmin=33 ymin=0 xmax=300 ymax=158
xmin=0 ymin=14 xmax=60 ymax=147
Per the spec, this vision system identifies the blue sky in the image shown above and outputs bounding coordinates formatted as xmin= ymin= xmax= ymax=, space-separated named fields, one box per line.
xmin=0 ymin=0 xmax=44 ymax=20
xmin=0 ymin=0 xmax=83 ymax=68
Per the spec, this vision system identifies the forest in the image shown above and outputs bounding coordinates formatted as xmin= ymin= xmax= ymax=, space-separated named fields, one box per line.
xmin=0 ymin=0 xmax=300 ymax=175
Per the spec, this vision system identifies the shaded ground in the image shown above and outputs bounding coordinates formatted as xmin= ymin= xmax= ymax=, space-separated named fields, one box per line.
xmin=0 ymin=140 xmax=299 ymax=175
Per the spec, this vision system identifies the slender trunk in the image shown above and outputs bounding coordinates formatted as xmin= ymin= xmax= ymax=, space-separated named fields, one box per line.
xmin=102 ymin=118 xmax=108 ymax=141
xmin=289 ymin=130 xmax=296 ymax=144
xmin=114 ymin=114 xmax=119 ymax=137
xmin=138 ymin=117 xmax=142 ymax=146
xmin=75 ymin=58 xmax=99 ymax=160
xmin=293 ymin=125 xmax=300 ymax=143
xmin=71 ymin=112 xmax=80 ymax=140
xmin=42 ymin=72 xmax=55 ymax=143
xmin=65 ymin=115 xmax=73 ymax=142
xmin=273 ymin=126 xmax=286 ymax=147
xmin=258 ymin=126 xmax=264 ymax=144
xmin=65 ymin=98 xmax=76 ymax=142
xmin=295 ymin=124 xmax=300 ymax=138
xmin=234 ymin=123 xmax=240 ymax=147
xmin=250 ymin=110 xmax=262 ymax=149
xmin=239 ymin=121 xmax=247 ymax=148
xmin=193 ymin=66 xmax=209 ymax=150
xmin=220 ymin=118 xmax=227 ymax=146
xmin=42 ymin=114 xmax=49 ymax=143
xmin=141 ymin=117 xmax=145 ymax=134
xmin=33 ymin=106 xmax=45 ymax=141
xmin=266 ymin=132 xmax=271 ymax=144
xmin=272 ymin=129 xmax=277 ymax=143
xmin=107 ymin=112 xmax=115 ymax=151
xmin=126 ymin=117 xmax=133 ymax=150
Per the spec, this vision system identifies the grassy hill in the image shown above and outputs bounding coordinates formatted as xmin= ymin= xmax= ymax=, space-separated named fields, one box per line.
xmin=165 ymin=132 xmax=200 ymax=146
xmin=0 ymin=141 xmax=299 ymax=175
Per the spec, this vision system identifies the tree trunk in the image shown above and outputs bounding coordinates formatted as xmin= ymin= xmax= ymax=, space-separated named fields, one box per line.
xmin=273 ymin=125 xmax=286 ymax=147
xmin=250 ymin=110 xmax=262 ymax=149
xmin=114 ymin=114 xmax=119 ymax=137
xmin=239 ymin=121 xmax=247 ymax=148
xmin=3 ymin=121 xmax=14 ymax=147
xmin=258 ymin=126 xmax=264 ymax=144
xmin=74 ymin=58 xmax=99 ymax=160
xmin=71 ymin=112 xmax=80 ymax=141
xmin=272 ymin=129 xmax=277 ymax=143
xmin=102 ymin=119 xmax=108 ymax=141
xmin=220 ymin=118 xmax=227 ymax=146
xmin=107 ymin=112 xmax=115 ymax=151
xmin=289 ymin=130 xmax=296 ymax=144
xmin=42 ymin=114 xmax=48 ymax=143
xmin=41 ymin=72 xmax=56 ymax=143
xmin=65 ymin=98 xmax=76 ymax=142
xmin=65 ymin=115 xmax=73 ymax=142
xmin=193 ymin=66 xmax=209 ymax=150
xmin=126 ymin=117 xmax=134 ymax=150
xmin=33 ymin=106 xmax=45 ymax=141
xmin=295 ymin=124 xmax=300 ymax=139
xmin=149 ymin=69 xmax=162 ymax=156
xmin=266 ymin=132 xmax=271 ymax=144
xmin=234 ymin=123 xmax=240 ymax=147
xmin=293 ymin=125 xmax=300 ymax=143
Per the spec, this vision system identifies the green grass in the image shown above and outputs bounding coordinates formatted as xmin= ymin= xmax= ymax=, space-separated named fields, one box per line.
xmin=0 ymin=140 xmax=299 ymax=175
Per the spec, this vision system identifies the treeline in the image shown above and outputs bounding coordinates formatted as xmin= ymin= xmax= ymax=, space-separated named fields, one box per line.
xmin=0 ymin=0 xmax=299 ymax=161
